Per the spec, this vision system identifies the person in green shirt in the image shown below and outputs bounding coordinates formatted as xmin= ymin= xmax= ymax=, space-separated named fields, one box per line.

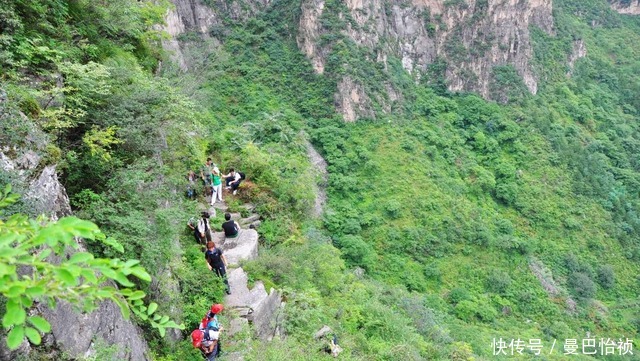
xmin=200 ymin=158 xmax=215 ymax=197
xmin=210 ymin=166 xmax=223 ymax=205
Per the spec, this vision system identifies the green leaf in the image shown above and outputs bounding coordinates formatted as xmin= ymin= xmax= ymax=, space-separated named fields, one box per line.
xmin=112 ymin=297 xmax=131 ymax=320
xmin=24 ymin=286 xmax=45 ymax=298
xmin=68 ymin=252 xmax=94 ymax=264
xmin=158 ymin=327 xmax=165 ymax=337
xmin=79 ymin=269 xmax=98 ymax=284
xmin=6 ymin=325 xmax=24 ymax=350
xmin=113 ymin=272 xmax=135 ymax=287
xmin=0 ymin=246 xmax=20 ymax=259
xmin=0 ymin=263 xmax=16 ymax=277
xmin=123 ymin=259 xmax=140 ymax=268
xmin=6 ymin=285 xmax=25 ymax=298
xmin=159 ymin=315 xmax=169 ymax=324
xmin=28 ymin=317 xmax=51 ymax=333
xmin=130 ymin=267 xmax=151 ymax=282
xmin=57 ymin=217 xmax=99 ymax=239
xmin=3 ymin=299 xmax=26 ymax=328
xmin=147 ymin=302 xmax=158 ymax=316
xmin=24 ymin=326 xmax=41 ymax=345
xmin=102 ymin=237 xmax=124 ymax=253
xmin=54 ymin=268 xmax=77 ymax=286
xmin=37 ymin=249 xmax=52 ymax=260
xmin=126 ymin=290 xmax=145 ymax=300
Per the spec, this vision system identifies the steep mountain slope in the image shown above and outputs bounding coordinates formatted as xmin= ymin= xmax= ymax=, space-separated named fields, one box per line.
xmin=2 ymin=0 xmax=640 ymax=359
xmin=159 ymin=0 xmax=640 ymax=359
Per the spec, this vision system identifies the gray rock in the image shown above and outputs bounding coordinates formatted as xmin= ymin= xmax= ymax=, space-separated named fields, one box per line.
xmin=38 ymin=298 xmax=150 ymax=360
xmin=221 ymin=229 xmax=259 ymax=267
xmin=610 ymin=0 xmax=640 ymax=14
xmin=249 ymin=220 xmax=261 ymax=229
xmin=224 ymin=268 xmax=282 ymax=341
xmin=228 ymin=317 xmax=248 ymax=337
xmin=306 ymin=141 xmax=327 ymax=218
xmin=239 ymin=214 xmax=260 ymax=225
xmin=0 ymin=145 xmax=150 ymax=360
xmin=314 ymin=325 xmax=332 ymax=340
xmin=25 ymin=165 xmax=72 ymax=219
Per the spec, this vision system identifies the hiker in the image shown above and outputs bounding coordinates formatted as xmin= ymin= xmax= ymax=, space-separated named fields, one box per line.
xmin=191 ymin=324 xmax=222 ymax=361
xmin=199 ymin=304 xmax=224 ymax=356
xmin=223 ymin=168 xmax=243 ymax=195
xmin=198 ymin=211 xmax=213 ymax=245
xmin=221 ymin=212 xmax=240 ymax=239
xmin=201 ymin=158 xmax=216 ymax=197
xmin=186 ymin=170 xmax=197 ymax=200
xmin=187 ymin=217 xmax=202 ymax=244
xmin=210 ymin=166 xmax=223 ymax=206
xmin=200 ymin=304 xmax=224 ymax=330
xmin=205 ymin=241 xmax=230 ymax=295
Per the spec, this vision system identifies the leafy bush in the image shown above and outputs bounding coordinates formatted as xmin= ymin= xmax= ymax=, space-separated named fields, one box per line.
xmin=486 ymin=269 xmax=513 ymax=295
xmin=597 ymin=265 xmax=615 ymax=290
xmin=569 ymin=272 xmax=597 ymax=299
xmin=333 ymin=235 xmax=377 ymax=269
xmin=448 ymin=287 xmax=471 ymax=305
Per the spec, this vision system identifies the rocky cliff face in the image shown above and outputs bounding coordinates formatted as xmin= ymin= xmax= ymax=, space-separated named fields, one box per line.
xmin=609 ymin=0 xmax=640 ymax=14
xmin=161 ymin=0 xmax=270 ymax=69
xmin=0 ymin=97 xmax=150 ymax=361
xmin=298 ymin=0 xmax=554 ymax=119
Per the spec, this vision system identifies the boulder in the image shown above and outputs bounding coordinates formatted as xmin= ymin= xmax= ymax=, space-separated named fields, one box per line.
xmin=221 ymin=229 xmax=259 ymax=267
xmin=314 ymin=325 xmax=333 ymax=339
xmin=224 ymin=268 xmax=282 ymax=341
xmin=239 ymin=214 xmax=260 ymax=225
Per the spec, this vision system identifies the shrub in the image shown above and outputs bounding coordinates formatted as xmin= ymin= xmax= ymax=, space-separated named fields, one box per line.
xmin=486 ymin=269 xmax=513 ymax=294
xmin=597 ymin=265 xmax=615 ymax=289
xmin=569 ymin=272 xmax=596 ymax=299
xmin=448 ymin=287 xmax=471 ymax=305
xmin=333 ymin=235 xmax=377 ymax=269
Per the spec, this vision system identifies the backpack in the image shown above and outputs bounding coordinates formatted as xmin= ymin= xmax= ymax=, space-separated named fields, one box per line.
xmin=238 ymin=171 xmax=246 ymax=180
xmin=203 ymin=321 xmax=220 ymax=341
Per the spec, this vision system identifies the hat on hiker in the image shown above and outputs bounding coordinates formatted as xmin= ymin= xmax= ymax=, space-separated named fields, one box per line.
xmin=191 ymin=329 xmax=203 ymax=348
xmin=210 ymin=304 xmax=224 ymax=314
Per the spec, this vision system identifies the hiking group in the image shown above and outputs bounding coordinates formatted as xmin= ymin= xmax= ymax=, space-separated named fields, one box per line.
xmin=191 ymin=303 xmax=226 ymax=361
xmin=186 ymin=158 xmax=245 ymax=205
xmin=185 ymin=158 xmax=245 ymax=359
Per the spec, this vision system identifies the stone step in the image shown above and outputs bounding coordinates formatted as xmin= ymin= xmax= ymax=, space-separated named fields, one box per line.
xmin=219 ymin=229 xmax=258 ymax=266
xmin=224 ymin=268 xmax=282 ymax=341
xmin=249 ymin=220 xmax=261 ymax=229
xmin=239 ymin=214 xmax=260 ymax=225
xmin=241 ymin=203 xmax=256 ymax=212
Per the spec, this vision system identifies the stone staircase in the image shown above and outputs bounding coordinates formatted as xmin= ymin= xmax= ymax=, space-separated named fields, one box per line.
xmin=204 ymin=198 xmax=283 ymax=360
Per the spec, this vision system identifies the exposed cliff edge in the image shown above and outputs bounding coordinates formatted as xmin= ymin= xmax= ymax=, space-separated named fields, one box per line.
xmin=298 ymin=0 xmax=554 ymax=119
xmin=161 ymin=0 xmax=270 ymax=69
xmin=0 ymin=97 xmax=150 ymax=361
xmin=609 ymin=0 xmax=640 ymax=14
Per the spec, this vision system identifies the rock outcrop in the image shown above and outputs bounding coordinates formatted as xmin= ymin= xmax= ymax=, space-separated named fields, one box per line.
xmin=224 ymin=268 xmax=283 ymax=341
xmin=0 ymin=102 xmax=151 ymax=360
xmin=161 ymin=0 xmax=218 ymax=70
xmin=219 ymin=229 xmax=260 ymax=267
xmin=297 ymin=0 xmax=555 ymax=119
xmin=160 ymin=0 xmax=270 ymax=70
xmin=609 ymin=0 xmax=640 ymax=14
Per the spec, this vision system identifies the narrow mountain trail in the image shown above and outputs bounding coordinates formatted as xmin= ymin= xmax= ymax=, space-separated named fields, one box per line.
xmin=197 ymin=194 xmax=282 ymax=361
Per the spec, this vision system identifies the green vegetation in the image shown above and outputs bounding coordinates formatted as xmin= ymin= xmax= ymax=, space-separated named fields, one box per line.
xmin=1 ymin=0 xmax=640 ymax=359
xmin=0 ymin=185 xmax=181 ymax=350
